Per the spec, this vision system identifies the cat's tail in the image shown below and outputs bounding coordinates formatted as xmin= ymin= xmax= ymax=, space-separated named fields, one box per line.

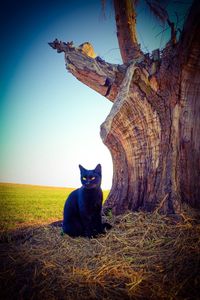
xmin=102 ymin=222 xmax=112 ymax=231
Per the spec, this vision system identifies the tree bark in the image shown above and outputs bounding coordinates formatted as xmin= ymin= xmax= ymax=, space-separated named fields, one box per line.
xmin=114 ymin=0 xmax=143 ymax=63
xmin=50 ymin=0 xmax=200 ymax=214
xmin=175 ymin=0 xmax=200 ymax=209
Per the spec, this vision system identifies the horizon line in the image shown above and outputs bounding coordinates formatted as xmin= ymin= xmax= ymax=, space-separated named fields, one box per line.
xmin=0 ymin=181 xmax=111 ymax=191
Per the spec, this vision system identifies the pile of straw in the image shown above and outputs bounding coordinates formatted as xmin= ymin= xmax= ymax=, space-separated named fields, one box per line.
xmin=1 ymin=208 xmax=200 ymax=299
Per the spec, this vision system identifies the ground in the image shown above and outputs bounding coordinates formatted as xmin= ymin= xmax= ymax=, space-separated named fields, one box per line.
xmin=0 ymin=184 xmax=200 ymax=299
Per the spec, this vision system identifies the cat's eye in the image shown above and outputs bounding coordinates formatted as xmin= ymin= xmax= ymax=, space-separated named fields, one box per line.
xmin=91 ymin=177 xmax=95 ymax=180
xmin=82 ymin=177 xmax=87 ymax=181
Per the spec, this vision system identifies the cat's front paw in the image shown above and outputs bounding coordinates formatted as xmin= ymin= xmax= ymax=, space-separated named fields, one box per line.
xmin=84 ymin=230 xmax=93 ymax=239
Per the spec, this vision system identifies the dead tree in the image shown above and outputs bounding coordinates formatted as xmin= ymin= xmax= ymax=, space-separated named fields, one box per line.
xmin=50 ymin=0 xmax=200 ymax=215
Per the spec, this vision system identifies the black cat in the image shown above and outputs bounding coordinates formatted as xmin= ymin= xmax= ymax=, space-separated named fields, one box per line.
xmin=62 ymin=164 xmax=111 ymax=238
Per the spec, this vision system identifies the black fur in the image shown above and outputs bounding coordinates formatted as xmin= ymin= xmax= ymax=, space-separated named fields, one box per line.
xmin=62 ymin=164 xmax=111 ymax=238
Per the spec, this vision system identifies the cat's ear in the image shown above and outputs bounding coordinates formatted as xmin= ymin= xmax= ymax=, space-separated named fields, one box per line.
xmin=79 ymin=164 xmax=86 ymax=173
xmin=95 ymin=164 xmax=102 ymax=175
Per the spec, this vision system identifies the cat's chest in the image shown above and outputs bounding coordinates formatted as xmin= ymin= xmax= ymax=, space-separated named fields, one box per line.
xmin=78 ymin=189 xmax=102 ymax=211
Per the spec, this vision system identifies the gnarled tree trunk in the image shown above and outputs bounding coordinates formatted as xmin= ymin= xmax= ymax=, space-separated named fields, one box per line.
xmin=50 ymin=0 xmax=200 ymax=215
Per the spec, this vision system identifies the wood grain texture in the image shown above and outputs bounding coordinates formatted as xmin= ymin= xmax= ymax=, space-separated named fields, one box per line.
xmin=114 ymin=0 xmax=143 ymax=63
xmin=50 ymin=0 xmax=200 ymax=214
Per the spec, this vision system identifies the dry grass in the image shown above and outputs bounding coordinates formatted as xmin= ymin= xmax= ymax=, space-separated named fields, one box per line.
xmin=0 ymin=208 xmax=200 ymax=300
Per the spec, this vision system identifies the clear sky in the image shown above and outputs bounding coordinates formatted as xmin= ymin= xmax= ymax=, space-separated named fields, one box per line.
xmin=0 ymin=0 xmax=191 ymax=189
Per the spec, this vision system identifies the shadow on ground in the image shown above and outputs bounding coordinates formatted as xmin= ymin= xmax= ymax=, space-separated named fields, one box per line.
xmin=0 ymin=212 xmax=200 ymax=300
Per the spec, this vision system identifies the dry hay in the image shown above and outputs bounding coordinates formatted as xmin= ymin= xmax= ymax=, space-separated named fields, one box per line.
xmin=0 ymin=208 xmax=200 ymax=300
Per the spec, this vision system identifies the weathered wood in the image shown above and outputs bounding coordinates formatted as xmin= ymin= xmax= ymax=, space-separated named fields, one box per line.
xmin=175 ymin=0 xmax=200 ymax=208
xmin=114 ymin=0 xmax=143 ymax=63
xmin=50 ymin=0 xmax=200 ymax=214
xmin=101 ymin=62 xmax=163 ymax=213
xmin=49 ymin=39 xmax=125 ymax=101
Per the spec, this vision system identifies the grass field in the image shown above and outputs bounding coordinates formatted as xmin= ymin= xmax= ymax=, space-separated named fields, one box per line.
xmin=0 ymin=183 xmax=110 ymax=232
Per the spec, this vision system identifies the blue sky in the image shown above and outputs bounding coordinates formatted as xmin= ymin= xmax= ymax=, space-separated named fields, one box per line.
xmin=0 ymin=0 xmax=191 ymax=189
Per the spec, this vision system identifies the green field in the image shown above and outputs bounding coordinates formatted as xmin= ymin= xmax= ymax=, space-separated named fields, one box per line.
xmin=0 ymin=183 xmax=110 ymax=232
